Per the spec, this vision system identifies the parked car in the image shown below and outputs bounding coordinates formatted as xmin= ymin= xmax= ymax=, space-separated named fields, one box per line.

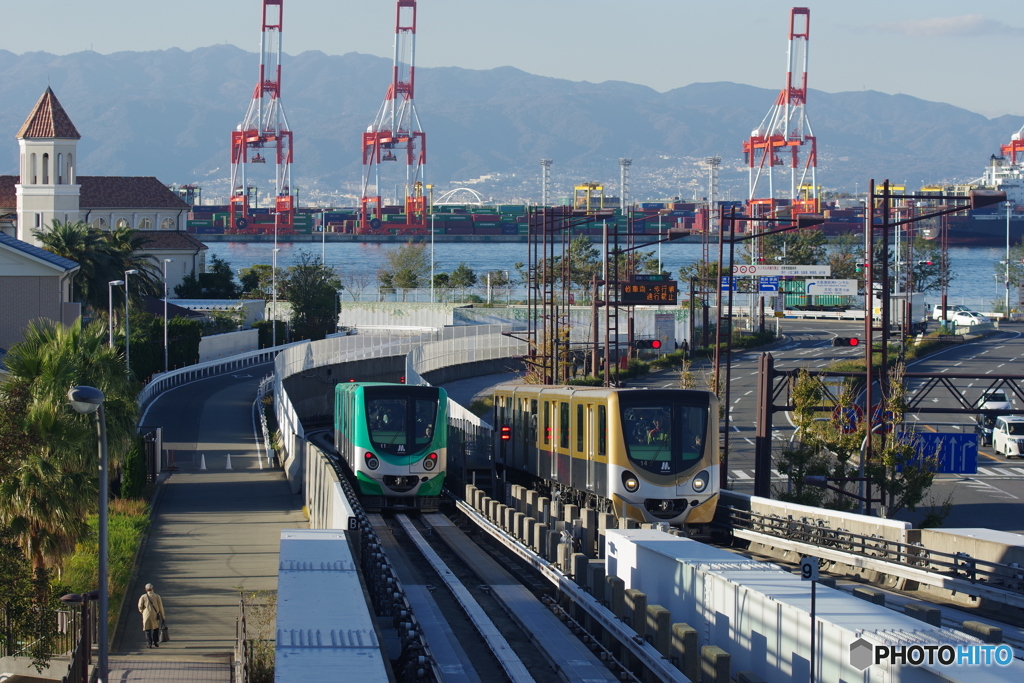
xmin=931 ymin=304 xmax=973 ymax=320
xmin=975 ymin=390 xmax=1012 ymax=446
xmin=992 ymin=415 xmax=1024 ymax=458
xmin=950 ymin=311 xmax=990 ymax=326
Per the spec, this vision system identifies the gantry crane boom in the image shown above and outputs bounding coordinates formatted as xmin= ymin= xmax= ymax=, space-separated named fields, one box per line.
xmin=1001 ymin=123 xmax=1024 ymax=166
xmin=360 ymin=0 xmax=427 ymax=230
xmin=229 ymin=0 xmax=294 ymax=233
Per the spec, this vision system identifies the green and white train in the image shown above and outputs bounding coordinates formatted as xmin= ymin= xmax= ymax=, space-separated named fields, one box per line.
xmin=334 ymin=382 xmax=448 ymax=511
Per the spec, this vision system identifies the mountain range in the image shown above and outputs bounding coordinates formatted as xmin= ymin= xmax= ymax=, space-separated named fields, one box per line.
xmin=0 ymin=45 xmax=1020 ymax=205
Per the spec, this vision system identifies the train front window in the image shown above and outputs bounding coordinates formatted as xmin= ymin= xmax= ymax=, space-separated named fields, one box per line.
xmin=619 ymin=397 xmax=707 ymax=475
xmin=365 ymin=389 xmax=438 ymax=456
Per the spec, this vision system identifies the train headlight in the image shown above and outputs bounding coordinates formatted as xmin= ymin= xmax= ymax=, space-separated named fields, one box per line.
xmin=621 ymin=470 xmax=640 ymax=493
xmin=364 ymin=452 xmax=380 ymax=470
xmin=691 ymin=470 xmax=709 ymax=493
xmin=423 ymin=452 xmax=438 ymax=471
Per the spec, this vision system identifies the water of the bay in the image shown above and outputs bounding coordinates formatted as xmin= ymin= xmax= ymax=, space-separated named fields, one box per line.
xmin=204 ymin=241 xmax=1012 ymax=308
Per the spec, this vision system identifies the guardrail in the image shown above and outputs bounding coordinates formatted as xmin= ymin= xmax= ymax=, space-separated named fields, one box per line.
xmin=138 ymin=342 xmax=304 ymax=417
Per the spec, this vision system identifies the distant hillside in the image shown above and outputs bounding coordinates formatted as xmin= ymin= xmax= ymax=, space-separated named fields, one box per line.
xmin=0 ymin=46 xmax=1019 ymax=203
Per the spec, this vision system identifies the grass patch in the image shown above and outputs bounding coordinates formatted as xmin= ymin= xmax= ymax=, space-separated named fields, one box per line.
xmin=58 ymin=498 xmax=150 ymax=632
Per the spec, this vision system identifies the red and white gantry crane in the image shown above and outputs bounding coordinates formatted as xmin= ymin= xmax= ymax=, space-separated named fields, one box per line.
xmin=229 ymin=0 xmax=294 ymax=233
xmin=361 ymin=0 xmax=427 ymax=230
xmin=743 ymin=7 xmax=818 ymax=216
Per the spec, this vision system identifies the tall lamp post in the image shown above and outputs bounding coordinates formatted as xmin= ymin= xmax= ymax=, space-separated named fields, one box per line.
xmin=1006 ymin=201 xmax=1012 ymax=320
xmin=107 ymin=280 xmax=124 ymax=346
xmin=430 ymin=213 xmax=436 ymax=304
xmin=67 ymin=386 xmax=109 ymax=683
xmin=272 ymin=248 xmax=280 ymax=348
xmin=162 ymin=259 xmax=173 ymax=373
xmin=123 ymin=270 xmax=138 ymax=376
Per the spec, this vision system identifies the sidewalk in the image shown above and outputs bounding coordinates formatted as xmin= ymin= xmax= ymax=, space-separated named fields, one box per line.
xmin=111 ymin=372 xmax=306 ymax=679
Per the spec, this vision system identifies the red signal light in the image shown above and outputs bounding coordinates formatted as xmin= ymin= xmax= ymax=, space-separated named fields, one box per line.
xmin=500 ymin=425 xmax=512 ymax=441
xmin=651 ymin=339 xmax=662 ymax=349
xmin=849 ymin=337 xmax=859 ymax=346
xmin=635 ymin=339 xmax=662 ymax=349
xmin=832 ymin=337 xmax=861 ymax=347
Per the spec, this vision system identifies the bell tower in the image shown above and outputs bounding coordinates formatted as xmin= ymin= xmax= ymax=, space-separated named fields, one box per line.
xmin=15 ymin=87 xmax=81 ymax=245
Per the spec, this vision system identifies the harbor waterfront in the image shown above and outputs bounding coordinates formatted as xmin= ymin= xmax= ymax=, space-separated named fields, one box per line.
xmin=203 ymin=240 xmax=1018 ymax=307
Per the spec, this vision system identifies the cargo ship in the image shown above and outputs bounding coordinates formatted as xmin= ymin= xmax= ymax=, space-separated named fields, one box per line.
xmin=918 ymin=155 xmax=1024 ymax=246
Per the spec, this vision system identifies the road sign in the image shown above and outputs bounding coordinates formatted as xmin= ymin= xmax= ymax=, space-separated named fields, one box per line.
xmin=621 ymin=280 xmax=678 ymax=305
xmin=870 ymin=404 xmax=895 ymax=433
xmin=732 ymin=264 xmax=831 ymax=277
xmin=832 ymin=404 xmax=863 ymax=433
xmin=806 ymin=279 xmax=858 ymax=296
xmin=800 ymin=556 xmax=819 ymax=581
xmin=900 ymin=432 xmax=978 ymax=474
xmin=759 ymin=276 xmax=780 ymax=292
xmin=720 ymin=276 xmax=736 ymax=292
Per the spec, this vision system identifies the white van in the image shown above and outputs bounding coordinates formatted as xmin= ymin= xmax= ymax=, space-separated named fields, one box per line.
xmin=975 ymin=390 xmax=1012 ymax=445
xmin=992 ymin=416 xmax=1024 ymax=458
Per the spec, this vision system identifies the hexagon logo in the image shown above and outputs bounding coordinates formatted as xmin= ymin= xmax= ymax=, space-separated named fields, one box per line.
xmin=849 ymin=638 xmax=874 ymax=671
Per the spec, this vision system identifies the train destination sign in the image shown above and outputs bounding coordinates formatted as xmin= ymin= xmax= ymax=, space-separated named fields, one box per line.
xmin=732 ymin=264 xmax=831 ymax=277
xmin=621 ymin=279 xmax=679 ymax=305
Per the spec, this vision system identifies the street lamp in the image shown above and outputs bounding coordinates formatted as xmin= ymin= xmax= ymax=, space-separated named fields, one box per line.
xmin=272 ymin=248 xmax=280 ymax=348
xmin=66 ymin=386 xmax=108 ymax=683
xmin=124 ymin=270 xmax=138 ymax=376
xmin=430 ymin=213 xmax=435 ymax=304
xmin=1006 ymin=201 xmax=1012 ymax=320
xmin=107 ymin=280 xmax=124 ymax=346
xmin=162 ymin=259 xmax=173 ymax=373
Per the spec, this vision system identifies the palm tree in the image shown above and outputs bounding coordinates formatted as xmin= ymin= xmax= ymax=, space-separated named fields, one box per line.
xmin=36 ymin=221 xmax=161 ymax=322
xmin=0 ymin=318 xmax=136 ymax=570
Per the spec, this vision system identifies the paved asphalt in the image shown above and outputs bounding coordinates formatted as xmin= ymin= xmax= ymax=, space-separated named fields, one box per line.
xmin=111 ymin=363 xmax=305 ymax=674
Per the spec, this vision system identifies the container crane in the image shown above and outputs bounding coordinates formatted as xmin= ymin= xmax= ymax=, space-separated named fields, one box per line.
xmin=1000 ymin=123 xmax=1024 ymax=166
xmin=743 ymin=7 xmax=817 ymax=217
xmin=360 ymin=0 xmax=427 ymax=231
xmin=229 ymin=0 xmax=294 ymax=233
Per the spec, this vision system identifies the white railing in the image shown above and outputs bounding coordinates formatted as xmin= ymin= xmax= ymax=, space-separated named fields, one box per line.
xmin=138 ymin=341 xmax=305 ymax=417
xmin=405 ymin=325 xmax=527 ymax=384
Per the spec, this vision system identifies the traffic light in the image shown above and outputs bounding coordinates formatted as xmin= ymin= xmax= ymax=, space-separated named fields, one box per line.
xmin=832 ymin=337 xmax=860 ymax=347
xmin=635 ymin=339 xmax=662 ymax=349
xmin=855 ymin=263 xmax=868 ymax=274
xmin=917 ymin=260 xmax=933 ymax=266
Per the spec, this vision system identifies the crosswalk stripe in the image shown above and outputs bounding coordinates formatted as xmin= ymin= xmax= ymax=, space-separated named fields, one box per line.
xmin=731 ymin=470 xmax=752 ymax=479
xmin=977 ymin=467 xmax=1000 ymax=476
xmin=1011 ymin=468 xmax=1024 ymax=476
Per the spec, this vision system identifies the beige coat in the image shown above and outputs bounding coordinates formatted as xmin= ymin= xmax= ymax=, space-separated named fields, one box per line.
xmin=137 ymin=591 xmax=165 ymax=630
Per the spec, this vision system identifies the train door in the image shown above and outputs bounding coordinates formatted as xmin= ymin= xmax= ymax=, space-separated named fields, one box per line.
xmin=586 ymin=403 xmax=596 ymax=491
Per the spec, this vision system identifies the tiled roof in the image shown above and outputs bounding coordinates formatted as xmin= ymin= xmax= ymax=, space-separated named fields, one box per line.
xmin=0 ymin=176 xmax=190 ymax=210
xmin=79 ymin=177 xmax=190 ymax=209
xmin=0 ymin=232 xmax=80 ymax=272
xmin=16 ymin=88 xmax=81 ymax=140
xmin=135 ymin=230 xmax=208 ymax=251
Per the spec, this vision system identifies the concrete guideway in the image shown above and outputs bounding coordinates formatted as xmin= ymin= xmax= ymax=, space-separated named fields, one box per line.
xmin=110 ymin=367 xmax=306 ymax=678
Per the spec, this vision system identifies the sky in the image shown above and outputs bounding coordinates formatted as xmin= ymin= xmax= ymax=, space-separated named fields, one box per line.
xmin=4 ymin=0 xmax=1024 ymax=119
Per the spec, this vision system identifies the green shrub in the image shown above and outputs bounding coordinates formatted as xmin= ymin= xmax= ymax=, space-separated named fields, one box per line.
xmin=120 ymin=438 xmax=148 ymax=499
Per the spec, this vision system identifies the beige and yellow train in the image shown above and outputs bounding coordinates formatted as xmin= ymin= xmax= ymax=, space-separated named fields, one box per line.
xmin=492 ymin=384 xmax=720 ymax=526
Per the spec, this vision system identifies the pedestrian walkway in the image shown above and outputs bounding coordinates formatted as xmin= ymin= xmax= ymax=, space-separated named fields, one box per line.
xmin=112 ymin=371 xmax=306 ymax=680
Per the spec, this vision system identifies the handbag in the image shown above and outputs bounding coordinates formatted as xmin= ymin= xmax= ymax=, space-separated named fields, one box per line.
xmin=160 ymin=618 xmax=170 ymax=642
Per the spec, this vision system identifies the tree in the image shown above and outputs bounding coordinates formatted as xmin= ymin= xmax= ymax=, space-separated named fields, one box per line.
xmin=283 ymin=252 xmax=340 ymax=341
xmin=198 ymin=254 xmax=239 ymax=299
xmin=36 ymin=221 xmax=160 ymax=317
xmin=174 ymin=269 xmax=202 ymax=298
xmin=378 ymin=242 xmax=430 ymax=300
xmin=240 ymin=264 xmax=276 ymax=300
xmin=0 ymin=319 xmax=136 ymax=570
xmin=449 ymin=263 xmax=477 ymax=302
xmin=824 ymin=232 xmax=862 ymax=281
xmin=758 ymin=228 xmax=826 ymax=267
xmin=432 ymin=272 xmax=452 ymax=302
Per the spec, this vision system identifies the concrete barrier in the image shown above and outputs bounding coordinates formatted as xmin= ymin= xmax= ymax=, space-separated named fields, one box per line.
xmin=904 ymin=601 xmax=942 ymax=627
xmin=701 ymin=645 xmax=731 ymax=683
xmin=963 ymin=620 xmax=1002 ymax=644
xmin=853 ymin=587 xmax=885 ymax=605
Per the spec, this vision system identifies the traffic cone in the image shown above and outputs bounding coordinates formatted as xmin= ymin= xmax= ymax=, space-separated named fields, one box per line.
xmin=199 ymin=454 xmax=207 ymax=470
xmin=225 ymin=454 xmax=233 ymax=470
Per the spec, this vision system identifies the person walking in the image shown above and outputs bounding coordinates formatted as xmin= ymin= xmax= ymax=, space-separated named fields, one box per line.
xmin=137 ymin=583 xmax=166 ymax=648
